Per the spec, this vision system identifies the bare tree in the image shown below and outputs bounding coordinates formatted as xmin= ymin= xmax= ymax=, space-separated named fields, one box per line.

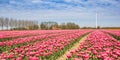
xmin=0 ymin=17 xmax=39 ymax=30
xmin=9 ymin=18 xmax=14 ymax=29
xmin=0 ymin=17 xmax=4 ymax=30
xmin=4 ymin=18 xmax=9 ymax=30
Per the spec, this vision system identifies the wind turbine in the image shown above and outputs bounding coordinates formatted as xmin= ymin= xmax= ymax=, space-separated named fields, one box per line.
xmin=96 ymin=13 xmax=98 ymax=29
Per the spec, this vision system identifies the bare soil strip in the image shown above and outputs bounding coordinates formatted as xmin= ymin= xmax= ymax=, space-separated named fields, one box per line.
xmin=57 ymin=34 xmax=89 ymax=60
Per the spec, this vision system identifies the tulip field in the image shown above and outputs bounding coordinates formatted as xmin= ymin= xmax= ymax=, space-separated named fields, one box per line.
xmin=0 ymin=30 xmax=120 ymax=60
xmin=66 ymin=30 xmax=120 ymax=60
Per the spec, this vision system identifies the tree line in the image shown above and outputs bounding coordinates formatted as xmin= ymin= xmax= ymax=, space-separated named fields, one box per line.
xmin=0 ymin=17 xmax=80 ymax=30
xmin=0 ymin=17 xmax=38 ymax=30
xmin=40 ymin=22 xmax=80 ymax=30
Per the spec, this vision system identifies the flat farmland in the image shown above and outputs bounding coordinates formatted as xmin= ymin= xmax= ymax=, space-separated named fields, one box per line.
xmin=0 ymin=30 xmax=120 ymax=60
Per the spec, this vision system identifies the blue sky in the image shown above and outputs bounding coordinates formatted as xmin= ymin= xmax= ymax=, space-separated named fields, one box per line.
xmin=0 ymin=0 xmax=120 ymax=27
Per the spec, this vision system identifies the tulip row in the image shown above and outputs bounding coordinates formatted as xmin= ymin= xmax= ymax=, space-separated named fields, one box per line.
xmin=104 ymin=30 xmax=120 ymax=37
xmin=0 ymin=30 xmax=40 ymax=39
xmin=103 ymin=30 xmax=120 ymax=41
xmin=0 ymin=30 xmax=65 ymax=39
xmin=66 ymin=30 xmax=120 ymax=60
xmin=0 ymin=30 xmax=90 ymax=60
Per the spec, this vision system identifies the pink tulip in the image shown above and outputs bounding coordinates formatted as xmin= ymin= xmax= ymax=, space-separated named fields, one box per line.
xmin=29 ymin=56 xmax=39 ymax=60
xmin=77 ymin=53 xmax=81 ymax=57
xmin=70 ymin=50 xmax=75 ymax=54
xmin=104 ymin=57 xmax=113 ymax=60
xmin=93 ymin=50 xmax=97 ymax=54
xmin=74 ymin=58 xmax=83 ymax=60
xmin=16 ymin=57 xmax=22 ymax=60
xmin=66 ymin=53 xmax=72 ymax=58
xmin=82 ymin=54 xmax=89 ymax=59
